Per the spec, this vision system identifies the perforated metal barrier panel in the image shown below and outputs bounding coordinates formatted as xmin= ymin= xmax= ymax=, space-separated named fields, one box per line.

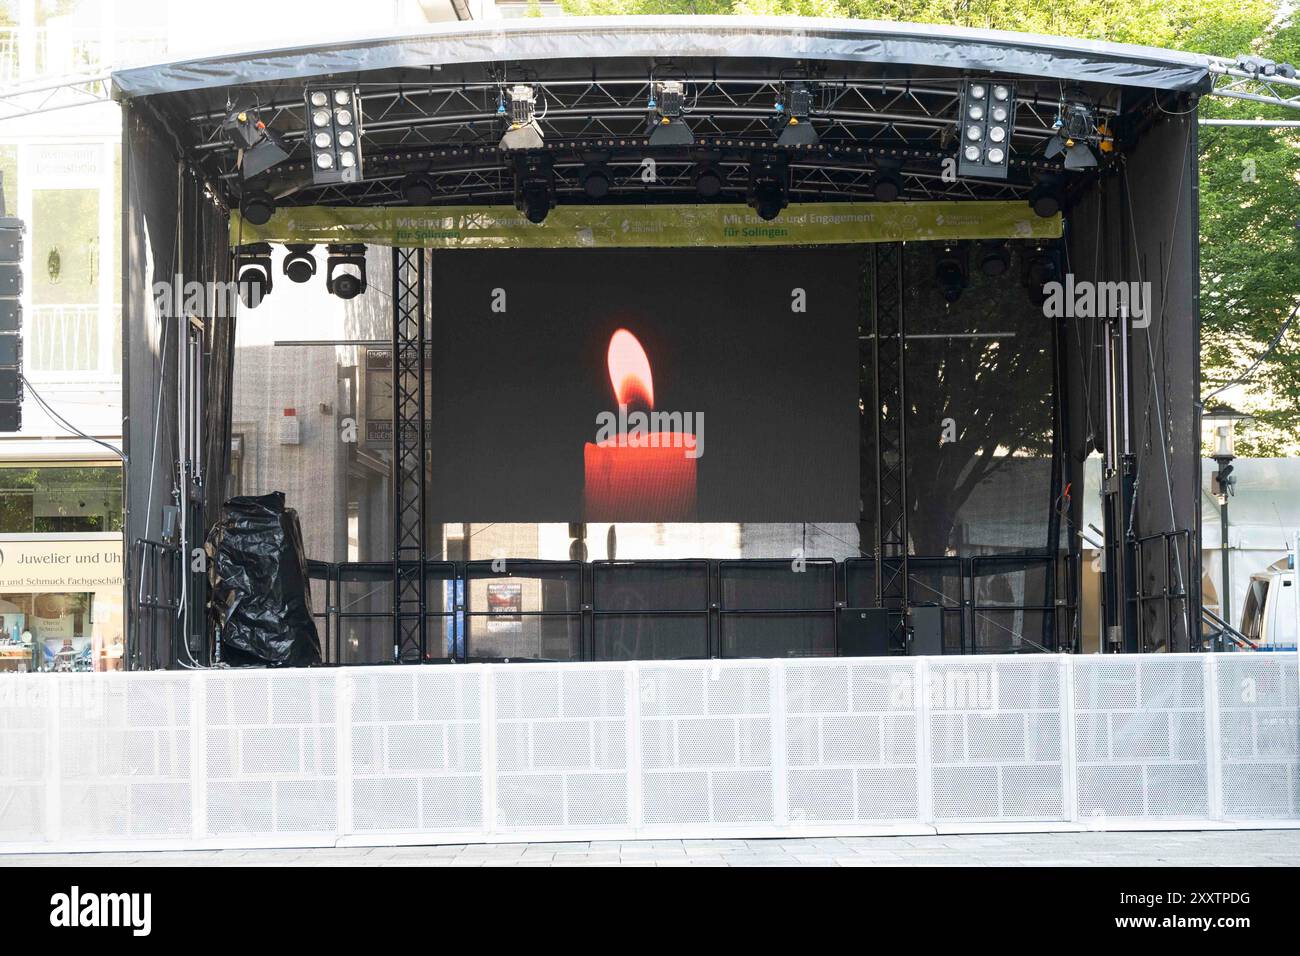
xmin=0 ymin=654 xmax=1295 ymax=851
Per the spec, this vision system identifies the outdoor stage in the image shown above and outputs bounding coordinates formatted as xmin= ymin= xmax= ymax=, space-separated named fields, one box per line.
xmin=114 ymin=16 xmax=1235 ymax=671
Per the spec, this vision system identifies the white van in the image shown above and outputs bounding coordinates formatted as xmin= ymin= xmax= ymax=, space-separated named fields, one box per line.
xmin=1238 ymin=557 xmax=1299 ymax=652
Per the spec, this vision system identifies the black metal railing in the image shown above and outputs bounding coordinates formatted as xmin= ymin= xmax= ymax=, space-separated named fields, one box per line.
xmin=130 ymin=538 xmax=182 ymax=670
xmin=303 ymin=554 xmax=1076 ymax=665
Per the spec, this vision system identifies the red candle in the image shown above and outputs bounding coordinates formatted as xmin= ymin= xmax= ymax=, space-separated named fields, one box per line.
xmin=584 ymin=329 xmax=698 ymax=520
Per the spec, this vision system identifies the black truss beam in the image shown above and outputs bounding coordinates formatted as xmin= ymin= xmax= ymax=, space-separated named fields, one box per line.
xmin=392 ymin=247 xmax=427 ymax=662
xmin=872 ymin=242 xmax=909 ymax=649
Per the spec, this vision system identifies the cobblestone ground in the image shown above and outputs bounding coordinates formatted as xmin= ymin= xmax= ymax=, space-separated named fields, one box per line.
xmin=3 ymin=829 xmax=1299 ymax=866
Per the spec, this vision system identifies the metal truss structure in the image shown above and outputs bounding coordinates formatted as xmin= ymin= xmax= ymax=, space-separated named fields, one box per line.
xmin=391 ymin=247 xmax=427 ymax=663
xmin=186 ymin=74 xmax=1122 ymax=209
xmin=0 ymin=69 xmax=113 ymax=121
xmin=871 ymin=242 xmax=909 ymax=647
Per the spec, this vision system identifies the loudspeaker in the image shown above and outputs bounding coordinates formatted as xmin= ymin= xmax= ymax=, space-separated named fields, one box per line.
xmin=910 ymin=604 xmax=944 ymax=656
xmin=838 ymin=607 xmax=891 ymax=657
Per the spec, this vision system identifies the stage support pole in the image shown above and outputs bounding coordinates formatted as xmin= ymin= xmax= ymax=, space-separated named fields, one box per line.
xmin=391 ymin=247 xmax=427 ymax=662
xmin=1100 ymin=305 xmax=1140 ymax=653
xmin=871 ymin=242 xmax=910 ymax=651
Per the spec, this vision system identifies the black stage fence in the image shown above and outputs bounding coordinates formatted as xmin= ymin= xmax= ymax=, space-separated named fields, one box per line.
xmin=303 ymin=555 xmax=1077 ymax=665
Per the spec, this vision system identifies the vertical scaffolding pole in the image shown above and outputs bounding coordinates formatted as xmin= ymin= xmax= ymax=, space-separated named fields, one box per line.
xmin=872 ymin=242 xmax=910 ymax=650
xmin=392 ymin=247 xmax=426 ymax=662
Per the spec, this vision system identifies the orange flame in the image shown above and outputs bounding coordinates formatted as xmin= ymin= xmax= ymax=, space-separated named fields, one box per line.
xmin=607 ymin=328 xmax=654 ymax=408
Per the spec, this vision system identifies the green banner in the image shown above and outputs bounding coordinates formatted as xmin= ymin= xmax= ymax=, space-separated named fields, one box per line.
xmin=232 ymin=201 xmax=1062 ymax=248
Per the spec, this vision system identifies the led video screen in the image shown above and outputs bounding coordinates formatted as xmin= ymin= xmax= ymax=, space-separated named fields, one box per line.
xmin=427 ymin=246 xmax=861 ymax=523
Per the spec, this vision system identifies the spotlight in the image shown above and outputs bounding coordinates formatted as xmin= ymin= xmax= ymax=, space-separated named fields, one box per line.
xmin=776 ymin=81 xmax=819 ymax=147
xmin=221 ymin=109 xmax=290 ymax=180
xmin=978 ymin=239 xmax=1010 ymax=277
xmin=1027 ymin=176 xmax=1064 ymax=218
xmin=869 ymin=157 xmax=904 ymax=202
xmin=693 ymin=163 xmax=723 ymax=199
xmin=400 ymin=174 xmax=435 ymax=206
xmin=579 ymin=162 xmax=612 ymax=199
xmin=747 ymin=155 xmax=788 ymax=221
xmin=305 ymin=87 xmax=364 ymax=185
xmin=956 ymin=81 xmax=1014 ymax=179
xmin=1022 ymin=244 xmax=1062 ymax=307
xmin=934 ymin=243 xmax=969 ymax=304
xmin=282 ymin=244 xmax=316 ymax=284
xmin=240 ymin=190 xmax=276 ymax=226
xmin=234 ymin=243 xmax=273 ymax=308
xmin=499 ymin=85 xmax=544 ymax=151
xmin=325 ymin=244 xmax=367 ymax=300
xmin=1046 ymin=90 xmax=1099 ymax=170
xmin=647 ymin=80 xmax=694 ymax=146
xmin=513 ymin=155 xmax=555 ymax=224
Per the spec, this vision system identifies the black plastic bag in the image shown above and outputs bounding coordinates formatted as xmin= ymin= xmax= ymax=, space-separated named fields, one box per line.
xmin=207 ymin=492 xmax=321 ymax=667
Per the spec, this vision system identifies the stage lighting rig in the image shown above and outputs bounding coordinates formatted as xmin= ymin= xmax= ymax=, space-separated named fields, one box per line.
xmin=234 ymin=243 xmax=274 ymax=308
xmin=694 ymin=162 xmax=724 ymax=199
xmin=747 ymin=154 xmax=788 ymax=221
xmin=306 ymin=87 xmax=363 ymax=185
xmin=978 ymin=239 xmax=1010 ymax=277
xmin=325 ymin=244 xmax=367 ymax=300
xmin=1027 ymin=174 xmax=1065 ymax=218
xmin=239 ymin=189 xmax=276 ymax=226
xmin=1044 ymin=89 xmax=1107 ymax=171
xmin=500 ymin=85 xmax=545 ymax=151
xmin=513 ymin=154 xmax=555 ymax=224
xmin=579 ymin=161 xmax=612 ymax=199
xmin=1022 ymin=243 xmax=1062 ymax=307
xmin=221 ymin=108 xmax=290 ymax=180
xmin=934 ymin=243 xmax=969 ymax=304
xmin=647 ymin=80 xmax=694 ymax=146
xmin=400 ymin=173 xmax=435 ymax=206
xmin=776 ymin=81 xmax=819 ymax=147
xmin=282 ymin=244 xmax=316 ymax=284
xmin=869 ymin=157 xmax=905 ymax=202
xmin=956 ymin=81 xmax=1014 ymax=179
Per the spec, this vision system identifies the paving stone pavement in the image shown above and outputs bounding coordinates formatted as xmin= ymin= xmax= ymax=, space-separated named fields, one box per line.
xmin=3 ymin=830 xmax=1299 ymax=866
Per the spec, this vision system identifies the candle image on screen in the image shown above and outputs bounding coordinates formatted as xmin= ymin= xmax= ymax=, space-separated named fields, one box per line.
xmin=584 ymin=328 xmax=698 ymax=520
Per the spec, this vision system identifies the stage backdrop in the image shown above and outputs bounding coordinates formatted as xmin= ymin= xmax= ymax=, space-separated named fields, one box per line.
xmin=428 ymin=247 xmax=862 ymax=523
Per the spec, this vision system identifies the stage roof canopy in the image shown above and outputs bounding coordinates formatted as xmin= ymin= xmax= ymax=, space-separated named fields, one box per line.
xmin=110 ymin=15 xmax=1215 ymax=99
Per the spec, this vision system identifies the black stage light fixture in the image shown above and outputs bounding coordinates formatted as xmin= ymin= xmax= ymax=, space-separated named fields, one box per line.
xmin=514 ymin=155 xmax=555 ymax=224
xmin=222 ymin=109 xmax=291 ymax=180
xmin=499 ymin=85 xmax=545 ymax=151
xmin=869 ymin=157 xmax=905 ymax=202
xmin=240 ymin=190 xmax=276 ymax=226
xmin=747 ymin=154 xmax=788 ymax=221
xmin=647 ymin=80 xmax=694 ymax=146
xmin=1045 ymin=89 xmax=1098 ymax=171
xmin=1022 ymin=243 xmax=1062 ymax=307
xmin=776 ymin=81 xmax=819 ymax=147
xmin=234 ymin=242 xmax=274 ymax=308
xmin=400 ymin=173 xmax=435 ymax=206
xmin=0 ymin=216 xmax=23 ymax=432
xmin=325 ymin=244 xmax=368 ymax=300
xmin=978 ymin=239 xmax=1010 ymax=277
xmin=579 ymin=162 xmax=612 ymax=199
xmin=306 ymin=87 xmax=363 ymax=184
xmin=934 ymin=243 xmax=969 ymax=303
xmin=1027 ymin=175 xmax=1064 ymax=218
xmin=282 ymin=244 xmax=316 ymax=284
xmin=694 ymin=163 xmax=724 ymax=198
xmin=957 ymin=81 xmax=1014 ymax=180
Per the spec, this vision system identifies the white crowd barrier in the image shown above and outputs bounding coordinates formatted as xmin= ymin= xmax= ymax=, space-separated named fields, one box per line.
xmin=0 ymin=653 xmax=1296 ymax=852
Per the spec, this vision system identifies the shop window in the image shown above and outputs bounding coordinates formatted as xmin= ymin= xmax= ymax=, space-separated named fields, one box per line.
xmin=0 ymin=464 xmax=122 ymax=533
